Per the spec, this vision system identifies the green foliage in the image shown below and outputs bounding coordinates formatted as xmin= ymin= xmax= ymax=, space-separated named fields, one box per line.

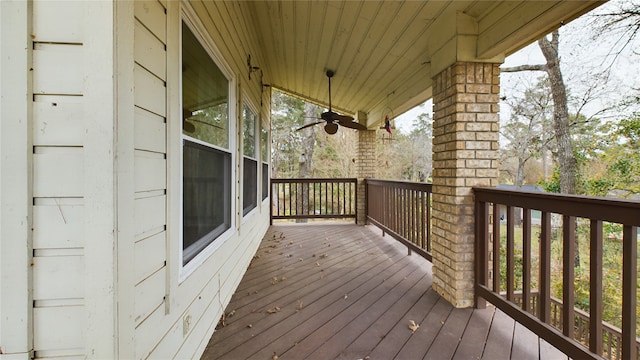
xmin=580 ymin=115 xmax=640 ymax=198
xmin=539 ymin=168 xmax=561 ymax=193
xmin=377 ymin=111 xmax=432 ymax=182
xmin=271 ymin=91 xmax=307 ymax=177
xmin=270 ymin=91 xmax=356 ymax=178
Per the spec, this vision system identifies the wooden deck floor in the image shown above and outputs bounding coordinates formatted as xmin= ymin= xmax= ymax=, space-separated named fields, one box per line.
xmin=202 ymin=223 xmax=569 ymax=360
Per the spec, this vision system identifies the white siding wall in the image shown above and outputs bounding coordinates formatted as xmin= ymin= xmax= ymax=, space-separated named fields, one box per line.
xmin=0 ymin=2 xmax=33 ymax=359
xmin=1 ymin=1 xmax=270 ymax=359
xmin=30 ymin=1 xmax=117 ymax=359
xmin=31 ymin=1 xmax=87 ymax=358
xmin=131 ymin=1 xmax=271 ymax=359
xmin=132 ymin=2 xmax=169 ymax=358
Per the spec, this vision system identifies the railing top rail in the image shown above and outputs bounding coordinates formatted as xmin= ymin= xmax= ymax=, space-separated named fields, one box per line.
xmin=474 ymin=186 xmax=640 ymax=226
xmin=366 ymin=178 xmax=433 ymax=191
xmin=271 ymin=177 xmax=357 ymax=183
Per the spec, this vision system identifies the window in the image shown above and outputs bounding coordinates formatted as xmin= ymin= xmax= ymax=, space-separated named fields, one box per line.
xmin=261 ymin=121 xmax=269 ymax=201
xmin=181 ymin=21 xmax=232 ymax=265
xmin=242 ymin=103 xmax=258 ymax=216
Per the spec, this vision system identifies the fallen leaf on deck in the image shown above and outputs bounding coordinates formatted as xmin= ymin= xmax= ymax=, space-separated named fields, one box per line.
xmin=286 ymin=254 xmax=293 ymax=258
xmin=247 ymin=324 xmax=252 ymax=328
xmin=315 ymin=262 xmax=320 ymax=266
xmin=281 ymin=276 xmax=287 ymax=281
xmin=227 ymin=310 xmax=236 ymax=317
xmin=319 ymin=254 xmax=327 ymax=259
xmin=266 ymin=307 xmax=281 ymax=314
xmin=297 ymin=300 xmax=304 ymax=310
xmin=273 ymin=352 xmax=279 ymax=360
xmin=271 ymin=277 xmax=279 ymax=285
xmin=409 ymin=320 xmax=420 ymax=333
xmin=344 ymin=294 xmax=348 ymax=299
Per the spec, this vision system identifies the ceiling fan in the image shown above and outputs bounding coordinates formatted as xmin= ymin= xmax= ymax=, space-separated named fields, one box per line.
xmin=296 ymin=70 xmax=367 ymax=134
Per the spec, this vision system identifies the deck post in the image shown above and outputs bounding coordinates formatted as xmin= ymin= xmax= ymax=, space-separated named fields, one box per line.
xmin=431 ymin=61 xmax=501 ymax=308
xmin=356 ymin=126 xmax=376 ymax=225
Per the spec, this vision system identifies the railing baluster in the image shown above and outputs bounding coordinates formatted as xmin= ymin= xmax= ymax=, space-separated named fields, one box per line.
xmin=590 ymin=219 xmax=603 ymax=356
xmin=330 ymin=181 xmax=334 ymax=215
xmin=621 ymin=225 xmax=637 ymax=360
xmin=288 ymin=182 xmax=292 ymax=216
xmin=324 ymin=181 xmax=327 ymax=215
xmin=493 ymin=203 xmax=501 ymax=293
xmin=540 ymin=211 xmax=551 ymax=324
xmin=563 ymin=215 xmax=576 ymax=339
xmin=475 ymin=199 xmax=489 ymax=309
xmin=426 ymin=190 xmax=431 ymax=253
xmin=506 ymin=206 xmax=515 ymax=302
xmin=343 ymin=181 xmax=346 ymax=215
xmin=522 ymin=208 xmax=531 ymax=313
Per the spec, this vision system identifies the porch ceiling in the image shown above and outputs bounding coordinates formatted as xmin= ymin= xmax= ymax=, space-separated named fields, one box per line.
xmin=246 ymin=0 xmax=604 ymax=128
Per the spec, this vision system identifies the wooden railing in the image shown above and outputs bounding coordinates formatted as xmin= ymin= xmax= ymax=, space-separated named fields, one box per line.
xmin=365 ymin=179 xmax=432 ymax=261
xmin=511 ymin=292 xmax=640 ymax=360
xmin=270 ymin=178 xmax=357 ymax=222
xmin=475 ymin=187 xmax=640 ymax=360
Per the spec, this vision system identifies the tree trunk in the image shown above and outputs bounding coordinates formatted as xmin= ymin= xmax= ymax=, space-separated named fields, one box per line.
xmin=538 ymin=31 xmax=577 ymax=195
xmin=296 ymin=102 xmax=318 ymax=223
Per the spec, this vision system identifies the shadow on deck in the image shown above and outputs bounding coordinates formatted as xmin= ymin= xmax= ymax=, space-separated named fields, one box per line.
xmin=203 ymin=223 xmax=569 ymax=360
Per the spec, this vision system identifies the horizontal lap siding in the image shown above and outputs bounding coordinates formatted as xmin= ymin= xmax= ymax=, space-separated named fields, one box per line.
xmin=133 ymin=1 xmax=169 ymax=358
xmin=145 ymin=1 xmax=269 ymax=359
xmin=31 ymin=1 xmax=86 ymax=358
xmin=172 ymin=1 xmax=269 ymax=357
xmin=131 ymin=1 xmax=269 ymax=359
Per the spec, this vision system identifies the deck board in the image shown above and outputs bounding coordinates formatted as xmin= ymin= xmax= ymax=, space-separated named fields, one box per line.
xmin=511 ymin=322 xmax=540 ymax=360
xmin=453 ymin=307 xmax=494 ymax=359
xmin=482 ymin=306 xmax=517 ymax=359
xmin=202 ymin=223 xmax=570 ymax=360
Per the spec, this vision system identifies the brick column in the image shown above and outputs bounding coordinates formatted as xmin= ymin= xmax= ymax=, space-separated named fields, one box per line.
xmin=431 ymin=62 xmax=500 ymax=307
xmin=356 ymin=130 xmax=376 ymax=225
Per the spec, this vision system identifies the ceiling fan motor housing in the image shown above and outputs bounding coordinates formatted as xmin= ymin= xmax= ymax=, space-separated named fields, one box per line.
xmin=324 ymin=122 xmax=338 ymax=134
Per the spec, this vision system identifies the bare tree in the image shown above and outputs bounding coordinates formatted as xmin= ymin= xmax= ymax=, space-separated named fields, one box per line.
xmin=500 ymin=79 xmax=553 ymax=188
xmin=296 ymin=102 xmax=318 ymax=222
xmin=503 ymin=30 xmax=577 ymax=194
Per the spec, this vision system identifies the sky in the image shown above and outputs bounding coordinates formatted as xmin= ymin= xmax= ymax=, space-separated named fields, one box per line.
xmin=392 ymin=0 xmax=640 ymax=135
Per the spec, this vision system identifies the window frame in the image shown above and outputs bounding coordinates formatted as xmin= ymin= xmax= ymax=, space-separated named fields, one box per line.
xmin=178 ymin=13 xmax=237 ymax=280
xmin=260 ymin=119 xmax=270 ymax=203
xmin=242 ymin=98 xmax=259 ymax=218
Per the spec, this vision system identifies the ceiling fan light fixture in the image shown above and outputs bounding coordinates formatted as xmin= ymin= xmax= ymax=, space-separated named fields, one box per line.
xmin=324 ymin=122 xmax=339 ymax=134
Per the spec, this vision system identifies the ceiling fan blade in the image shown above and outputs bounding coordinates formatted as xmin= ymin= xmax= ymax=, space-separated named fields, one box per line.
xmin=323 ymin=111 xmax=353 ymax=122
xmin=338 ymin=119 xmax=367 ymax=130
xmin=296 ymin=121 xmax=323 ymax=131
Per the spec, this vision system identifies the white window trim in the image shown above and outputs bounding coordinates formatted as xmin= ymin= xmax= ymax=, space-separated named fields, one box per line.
xmin=241 ymin=96 xmax=260 ymax=221
xmin=261 ymin=118 xmax=270 ymax=205
xmin=178 ymin=8 xmax=237 ymax=282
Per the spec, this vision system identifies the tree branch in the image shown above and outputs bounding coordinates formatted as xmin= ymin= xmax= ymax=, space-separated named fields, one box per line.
xmin=501 ymin=64 xmax=547 ymax=72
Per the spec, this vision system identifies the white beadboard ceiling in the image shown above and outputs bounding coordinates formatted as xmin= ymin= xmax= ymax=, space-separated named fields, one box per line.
xmin=244 ymin=1 xmax=605 ymax=128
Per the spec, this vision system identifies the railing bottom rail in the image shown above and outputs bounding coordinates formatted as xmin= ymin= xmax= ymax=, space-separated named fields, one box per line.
xmin=367 ymin=217 xmax=431 ymax=261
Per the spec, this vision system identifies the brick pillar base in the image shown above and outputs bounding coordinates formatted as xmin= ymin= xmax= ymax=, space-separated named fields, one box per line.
xmin=431 ymin=62 xmax=500 ymax=308
xmin=356 ymin=130 xmax=376 ymax=225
